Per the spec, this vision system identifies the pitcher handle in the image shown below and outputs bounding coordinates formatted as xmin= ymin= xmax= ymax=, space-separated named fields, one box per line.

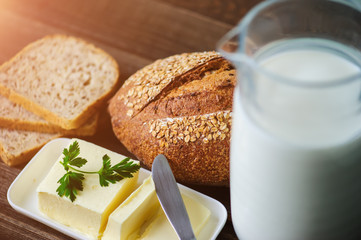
xmin=217 ymin=25 xmax=253 ymax=67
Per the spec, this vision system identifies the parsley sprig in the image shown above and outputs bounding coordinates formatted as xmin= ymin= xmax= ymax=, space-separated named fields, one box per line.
xmin=56 ymin=141 xmax=140 ymax=202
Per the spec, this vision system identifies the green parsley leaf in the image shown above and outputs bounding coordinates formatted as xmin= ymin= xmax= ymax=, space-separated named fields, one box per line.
xmin=96 ymin=154 xmax=140 ymax=188
xmin=98 ymin=154 xmax=126 ymax=187
xmin=69 ymin=157 xmax=87 ymax=168
xmin=111 ymin=157 xmax=141 ymax=178
xmin=56 ymin=171 xmax=84 ymax=202
xmin=60 ymin=141 xmax=83 ymax=171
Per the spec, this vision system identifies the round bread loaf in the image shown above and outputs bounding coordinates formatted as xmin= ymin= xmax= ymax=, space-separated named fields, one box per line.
xmin=108 ymin=51 xmax=235 ymax=186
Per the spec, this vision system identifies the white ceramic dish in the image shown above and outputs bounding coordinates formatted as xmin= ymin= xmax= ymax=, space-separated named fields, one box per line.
xmin=7 ymin=138 xmax=227 ymax=240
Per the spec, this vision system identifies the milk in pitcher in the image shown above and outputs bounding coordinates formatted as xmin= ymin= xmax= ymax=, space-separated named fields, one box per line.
xmin=231 ymin=38 xmax=361 ymax=240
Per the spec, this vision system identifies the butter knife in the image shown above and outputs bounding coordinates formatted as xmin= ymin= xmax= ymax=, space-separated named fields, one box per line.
xmin=152 ymin=154 xmax=196 ymax=240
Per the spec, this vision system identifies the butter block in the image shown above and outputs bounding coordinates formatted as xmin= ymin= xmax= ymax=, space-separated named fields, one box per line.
xmin=37 ymin=138 xmax=139 ymax=239
xmin=102 ymin=176 xmax=159 ymax=240
xmin=140 ymin=194 xmax=211 ymax=239
xmin=103 ymin=176 xmax=211 ymax=240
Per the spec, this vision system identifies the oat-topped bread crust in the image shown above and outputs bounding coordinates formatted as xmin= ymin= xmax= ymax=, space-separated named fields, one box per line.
xmin=109 ymin=51 xmax=235 ymax=186
xmin=0 ymin=35 xmax=119 ymax=129
xmin=116 ymin=51 xmax=221 ymax=119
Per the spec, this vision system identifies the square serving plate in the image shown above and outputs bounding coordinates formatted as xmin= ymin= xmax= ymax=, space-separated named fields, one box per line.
xmin=7 ymin=138 xmax=227 ymax=240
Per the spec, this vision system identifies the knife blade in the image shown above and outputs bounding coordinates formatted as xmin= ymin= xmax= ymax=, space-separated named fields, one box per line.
xmin=152 ymin=154 xmax=196 ymax=240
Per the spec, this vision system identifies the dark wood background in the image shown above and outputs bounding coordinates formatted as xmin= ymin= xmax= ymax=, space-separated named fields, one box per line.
xmin=0 ymin=0 xmax=262 ymax=239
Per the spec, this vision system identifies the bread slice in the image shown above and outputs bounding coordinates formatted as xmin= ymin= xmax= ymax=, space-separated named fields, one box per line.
xmin=0 ymin=95 xmax=98 ymax=135
xmin=0 ymin=35 xmax=119 ymax=130
xmin=0 ymin=128 xmax=61 ymax=166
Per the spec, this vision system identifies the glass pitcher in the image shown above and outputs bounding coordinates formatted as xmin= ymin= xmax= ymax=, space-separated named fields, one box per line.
xmin=218 ymin=0 xmax=361 ymax=239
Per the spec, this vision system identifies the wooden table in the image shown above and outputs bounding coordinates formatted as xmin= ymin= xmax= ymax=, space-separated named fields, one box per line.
xmin=0 ymin=0 xmax=262 ymax=239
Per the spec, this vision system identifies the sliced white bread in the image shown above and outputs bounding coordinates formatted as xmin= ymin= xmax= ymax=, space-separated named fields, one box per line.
xmin=0 ymin=34 xmax=119 ymax=130
xmin=0 ymin=128 xmax=61 ymax=166
xmin=0 ymin=95 xmax=98 ymax=135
